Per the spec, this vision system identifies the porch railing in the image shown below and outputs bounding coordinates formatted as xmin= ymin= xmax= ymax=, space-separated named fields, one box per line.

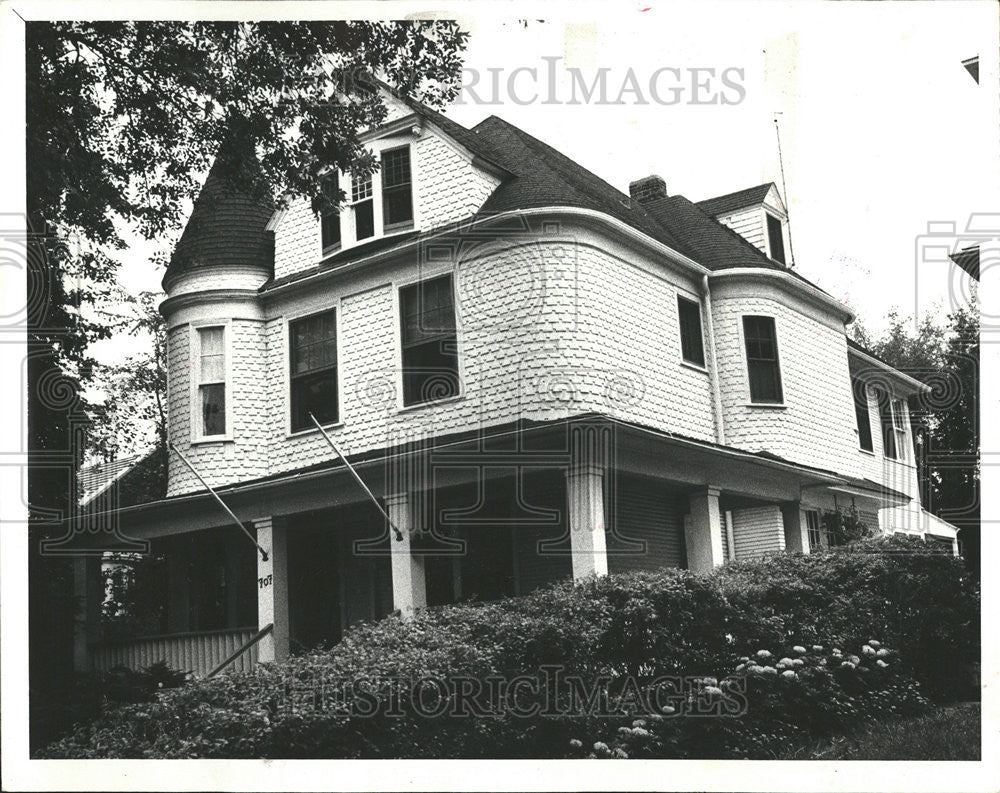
xmin=91 ymin=627 xmax=260 ymax=678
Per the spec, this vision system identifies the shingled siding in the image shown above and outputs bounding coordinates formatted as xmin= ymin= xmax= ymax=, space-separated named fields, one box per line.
xmin=164 ymin=228 xmax=721 ymax=496
xmin=414 ymin=133 xmax=501 ymax=231
xmin=731 ymin=505 xmax=784 ymax=559
xmin=715 ymin=206 xmax=766 ymax=254
xmin=272 ymin=128 xmax=501 ymax=282
xmin=710 ymin=288 xmax=864 ymax=481
xmin=166 ymin=319 xmax=270 ymax=496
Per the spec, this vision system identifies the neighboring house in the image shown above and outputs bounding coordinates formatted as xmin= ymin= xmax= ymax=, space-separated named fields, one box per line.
xmin=70 ymin=89 xmax=959 ymax=677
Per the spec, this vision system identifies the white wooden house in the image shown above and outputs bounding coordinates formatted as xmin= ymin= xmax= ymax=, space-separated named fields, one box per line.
xmin=70 ymin=91 xmax=959 ymax=677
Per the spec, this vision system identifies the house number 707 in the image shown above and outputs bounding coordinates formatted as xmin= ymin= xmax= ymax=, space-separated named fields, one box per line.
xmin=257 ymin=574 xmax=273 ymax=589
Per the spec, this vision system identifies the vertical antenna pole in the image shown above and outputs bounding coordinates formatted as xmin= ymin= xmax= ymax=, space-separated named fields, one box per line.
xmin=773 ymin=112 xmax=797 ymax=268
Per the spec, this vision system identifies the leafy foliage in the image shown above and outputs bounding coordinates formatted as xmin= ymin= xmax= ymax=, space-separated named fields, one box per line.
xmin=38 ymin=538 xmax=978 ymax=759
xmin=27 ymin=21 xmax=468 ymax=745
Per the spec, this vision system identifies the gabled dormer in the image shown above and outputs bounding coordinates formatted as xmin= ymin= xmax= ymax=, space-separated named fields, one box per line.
xmin=696 ymin=182 xmax=792 ymax=267
xmin=269 ymin=89 xmax=509 ymax=282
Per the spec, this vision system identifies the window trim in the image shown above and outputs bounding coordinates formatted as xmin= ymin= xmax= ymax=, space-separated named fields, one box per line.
xmin=676 ymin=292 xmax=707 ymax=369
xmin=317 ymin=140 xmax=419 ymax=259
xmin=890 ymin=397 xmax=909 ymax=462
xmin=283 ymin=302 xmax=345 ymax=438
xmin=393 ymin=268 xmax=465 ymax=412
xmin=380 ymin=145 xmax=415 ymax=233
xmin=189 ymin=319 xmax=233 ymax=444
xmin=739 ymin=313 xmax=785 ymax=406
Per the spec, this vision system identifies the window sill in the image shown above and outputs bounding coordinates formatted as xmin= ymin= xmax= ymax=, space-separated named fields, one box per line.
xmin=742 ymin=402 xmax=787 ymax=409
xmin=680 ymin=360 xmax=709 ymax=374
xmin=190 ymin=436 xmax=234 ymax=446
xmin=397 ymin=392 xmax=465 ymax=414
xmin=859 ymin=448 xmax=876 ymax=456
xmin=286 ymin=421 xmax=344 ymax=440
xmin=383 ymin=220 xmax=415 ymax=234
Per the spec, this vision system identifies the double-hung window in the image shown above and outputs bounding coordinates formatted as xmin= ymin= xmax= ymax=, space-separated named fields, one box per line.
xmin=891 ymin=398 xmax=908 ymax=461
xmin=381 ymin=146 xmax=413 ymax=230
xmin=351 ymin=170 xmax=375 ymax=242
xmin=853 ymin=377 xmax=874 ymax=452
xmin=399 ymin=274 xmax=460 ymax=407
xmin=677 ymin=295 xmax=705 ymax=367
xmin=320 ymin=173 xmax=341 ymax=253
xmin=197 ymin=326 xmax=226 ymax=438
xmin=289 ymin=310 xmax=339 ymax=433
xmin=876 ymin=390 xmax=906 ymax=460
xmin=743 ymin=315 xmax=783 ymax=403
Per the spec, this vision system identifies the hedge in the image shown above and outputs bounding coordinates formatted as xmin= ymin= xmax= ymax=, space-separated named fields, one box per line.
xmin=38 ymin=534 xmax=978 ymax=759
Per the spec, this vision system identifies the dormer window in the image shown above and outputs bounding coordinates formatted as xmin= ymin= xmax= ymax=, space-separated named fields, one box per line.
xmin=766 ymin=213 xmax=786 ymax=265
xmin=319 ymin=143 xmax=416 ymax=256
xmin=351 ymin=171 xmax=375 ymax=241
xmin=381 ymin=146 xmax=413 ymax=230
xmin=320 ymin=174 xmax=341 ymax=254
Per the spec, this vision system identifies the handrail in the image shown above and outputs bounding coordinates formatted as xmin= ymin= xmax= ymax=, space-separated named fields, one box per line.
xmin=206 ymin=623 xmax=273 ymax=679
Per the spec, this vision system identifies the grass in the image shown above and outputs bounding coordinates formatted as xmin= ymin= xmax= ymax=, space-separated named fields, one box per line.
xmin=778 ymin=702 xmax=981 ymax=760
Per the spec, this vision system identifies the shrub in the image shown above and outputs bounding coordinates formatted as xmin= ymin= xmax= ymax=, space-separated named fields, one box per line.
xmin=38 ymin=539 xmax=976 ymax=759
xmin=714 ymin=534 xmax=980 ymax=700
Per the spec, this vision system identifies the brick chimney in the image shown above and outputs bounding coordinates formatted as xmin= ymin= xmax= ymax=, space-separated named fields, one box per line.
xmin=629 ymin=175 xmax=667 ymax=204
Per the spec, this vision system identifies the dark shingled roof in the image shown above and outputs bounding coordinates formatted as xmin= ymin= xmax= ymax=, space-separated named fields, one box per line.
xmin=160 ymin=99 xmax=825 ymax=295
xmin=695 ymin=183 xmax=774 ymax=218
xmin=163 ymin=138 xmax=275 ymax=290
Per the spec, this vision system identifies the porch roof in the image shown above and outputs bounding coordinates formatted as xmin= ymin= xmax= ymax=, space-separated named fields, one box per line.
xmin=63 ymin=413 xmax=909 ymax=543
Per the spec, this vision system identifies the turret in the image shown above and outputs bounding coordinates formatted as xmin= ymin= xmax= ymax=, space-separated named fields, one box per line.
xmin=159 ymin=139 xmax=275 ymax=496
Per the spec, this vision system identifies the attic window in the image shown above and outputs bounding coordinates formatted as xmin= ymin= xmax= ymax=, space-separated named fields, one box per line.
xmin=381 ymin=146 xmax=413 ymax=229
xmin=351 ymin=171 xmax=375 ymax=241
xmin=766 ymin=214 xmax=786 ymax=265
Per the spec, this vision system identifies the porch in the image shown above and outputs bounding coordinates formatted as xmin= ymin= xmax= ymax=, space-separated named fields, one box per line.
xmin=72 ymin=416 xmax=907 ymax=677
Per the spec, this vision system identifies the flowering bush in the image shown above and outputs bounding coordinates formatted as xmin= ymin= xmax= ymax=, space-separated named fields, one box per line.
xmin=38 ymin=536 xmax=975 ymax=759
xmin=566 ymin=640 xmax=928 ymax=759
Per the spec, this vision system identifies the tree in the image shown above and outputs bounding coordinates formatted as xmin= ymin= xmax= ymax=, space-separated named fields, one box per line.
xmin=26 ymin=20 xmax=468 ymax=746
xmin=850 ymin=294 xmax=979 ymax=573
xmin=88 ymin=290 xmax=168 ymax=463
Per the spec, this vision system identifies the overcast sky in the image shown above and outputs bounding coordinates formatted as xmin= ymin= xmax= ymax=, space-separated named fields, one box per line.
xmin=103 ymin=1 xmax=998 ymax=363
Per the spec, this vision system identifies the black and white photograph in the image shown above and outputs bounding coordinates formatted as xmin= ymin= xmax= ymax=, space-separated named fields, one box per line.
xmin=1 ymin=1 xmax=995 ymax=790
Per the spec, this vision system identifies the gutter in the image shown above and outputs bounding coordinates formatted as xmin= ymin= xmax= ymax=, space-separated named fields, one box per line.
xmin=260 ymin=206 xmax=710 ymax=299
xmin=701 ymin=274 xmax=726 ymax=444
xmin=847 ymin=346 xmax=929 ymax=394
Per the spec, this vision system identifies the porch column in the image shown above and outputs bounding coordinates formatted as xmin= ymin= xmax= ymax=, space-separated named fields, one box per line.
xmin=781 ymin=502 xmax=811 ymax=554
xmin=686 ymin=487 xmax=725 ymax=572
xmin=255 ymin=516 xmax=289 ymax=663
xmin=566 ymin=464 xmax=608 ymax=579
xmin=72 ymin=555 xmax=102 ymax=672
xmin=387 ymin=492 xmax=426 ymax=618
